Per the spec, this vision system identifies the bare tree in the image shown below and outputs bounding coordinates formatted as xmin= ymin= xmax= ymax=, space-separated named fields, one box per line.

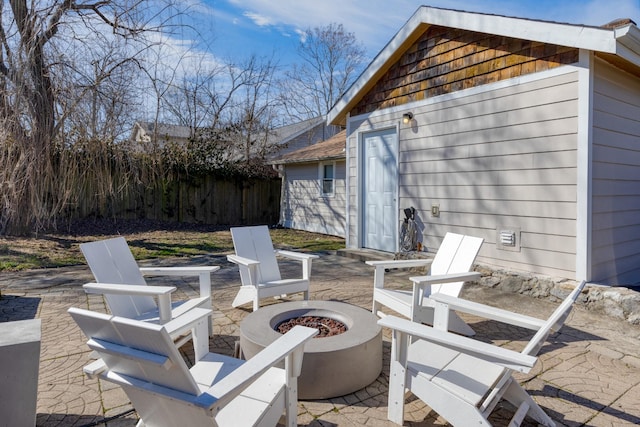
xmin=279 ymin=23 xmax=366 ymax=122
xmin=162 ymin=54 xmax=280 ymax=176
xmin=0 ymin=0 xmax=182 ymax=234
xmin=60 ymin=39 xmax=145 ymax=144
xmin=229 ymin=55 xmax=279 ymax=164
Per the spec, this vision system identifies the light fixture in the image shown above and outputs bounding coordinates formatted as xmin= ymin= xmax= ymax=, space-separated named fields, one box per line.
xmin=402 ymin=112 xmax=413 ymax=124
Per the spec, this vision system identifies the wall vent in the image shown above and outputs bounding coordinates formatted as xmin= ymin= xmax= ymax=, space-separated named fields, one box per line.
xmin=496 ymin=227 xmax=521 ymax=252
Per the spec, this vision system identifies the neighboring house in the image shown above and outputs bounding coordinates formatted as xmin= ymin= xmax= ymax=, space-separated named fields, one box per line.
xmin=131 ymin=117 xmax=341 ymax=158
xmin=327 ymin=6 xmax=640 ymax=285
xmin=270 ymin=130 xmax=347 ymax=237
xmin=130 ymin=121 xmax=192 ymax=151
xmin=265 ymin=116 xmax=342 ymax=159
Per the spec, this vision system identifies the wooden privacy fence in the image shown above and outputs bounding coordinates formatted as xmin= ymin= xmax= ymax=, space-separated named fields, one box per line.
xmin=75 ymin=176 xmax=281 ymax=225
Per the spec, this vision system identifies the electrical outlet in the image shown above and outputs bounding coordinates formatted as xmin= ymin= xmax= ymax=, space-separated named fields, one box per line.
xmin=431 ymin=204 xmax=440 ymax=217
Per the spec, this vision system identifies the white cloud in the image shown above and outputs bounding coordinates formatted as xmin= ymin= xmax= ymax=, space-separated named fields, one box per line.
xmin=243 ymin=11 xmax=273 ymax=27
xmin=294 ymin=28 xmax=307 ymax=43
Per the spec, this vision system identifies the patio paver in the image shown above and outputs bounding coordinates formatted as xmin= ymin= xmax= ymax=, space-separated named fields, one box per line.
xmin=1 ymin=252 xmax=640 ymax=426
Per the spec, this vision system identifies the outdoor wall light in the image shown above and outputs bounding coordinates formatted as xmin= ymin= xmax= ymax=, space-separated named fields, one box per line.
xmin=402 ymin=112 xmax=414 ymax=124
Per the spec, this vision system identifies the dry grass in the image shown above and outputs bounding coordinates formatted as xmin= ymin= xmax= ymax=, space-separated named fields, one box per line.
xmin=0 ymin=220 xmax=345 ymax=271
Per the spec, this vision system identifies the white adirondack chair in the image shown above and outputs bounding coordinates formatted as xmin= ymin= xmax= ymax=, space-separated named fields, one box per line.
xmin=80 ymin=236 xmax=219 ymax=349
xmin=68 ymin=307 xmax=317 ymax=427
xmin=368 ymin=232 xmax=483 ymax=336
xmin=379 ymin=280 xmax=586 ymax=427
xmin=227 ymin=225 xmax=318 ymax=311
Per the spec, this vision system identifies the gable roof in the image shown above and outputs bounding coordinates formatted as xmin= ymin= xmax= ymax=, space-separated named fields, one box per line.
xmin=270 ymin=130 xmax=346 ymax=165
xmin=268 ymin=116 xmax=326 ymax=146
xmin=328 ymin=5 xmax=640 ymax=126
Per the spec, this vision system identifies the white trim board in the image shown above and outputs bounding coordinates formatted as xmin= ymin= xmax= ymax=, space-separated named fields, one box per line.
xmin=576 ymin=49 xmax=594 ymax=281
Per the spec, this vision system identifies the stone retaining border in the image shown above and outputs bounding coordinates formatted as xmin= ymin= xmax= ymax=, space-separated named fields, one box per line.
xmin=473 ymin=265 xmax=640 ymax=325
xmin=344 ymin=249 xmax=640 ymax=326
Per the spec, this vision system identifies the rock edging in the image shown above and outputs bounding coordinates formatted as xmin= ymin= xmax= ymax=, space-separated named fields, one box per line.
xmin=474 ymin=265 xmax=640 ymax=325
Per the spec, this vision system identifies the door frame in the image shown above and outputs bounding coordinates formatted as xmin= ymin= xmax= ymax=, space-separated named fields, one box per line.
xmin=357 ymin=125 xmax=400 ymax=252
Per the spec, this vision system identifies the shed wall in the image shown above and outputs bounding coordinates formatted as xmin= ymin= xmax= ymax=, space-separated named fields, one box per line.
xmin=281 ymin=162 xmax=346 ymax=237
xmin=591 ymin=58 xmax=640 ymax=284
xmin=347 ymin=70 xmax=580 ymax=278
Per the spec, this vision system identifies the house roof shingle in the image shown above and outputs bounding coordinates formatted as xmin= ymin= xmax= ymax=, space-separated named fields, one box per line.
xmin=328 ymin=6 xmax=640 ymax=126
xmin=270 ymin=130 xmax=346 ymax=165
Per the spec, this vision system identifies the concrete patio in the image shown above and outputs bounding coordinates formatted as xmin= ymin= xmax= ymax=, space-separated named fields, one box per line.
xmin=1 ymin=251 xmax=640 ymax=426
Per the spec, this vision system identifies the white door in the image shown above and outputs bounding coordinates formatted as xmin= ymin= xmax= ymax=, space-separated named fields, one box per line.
xmin=362 ymin=128 xmax=398 ymax=252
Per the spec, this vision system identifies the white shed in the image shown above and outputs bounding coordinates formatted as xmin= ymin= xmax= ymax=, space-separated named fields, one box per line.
xmin=327 ymin=6 xmax=640 ymax=285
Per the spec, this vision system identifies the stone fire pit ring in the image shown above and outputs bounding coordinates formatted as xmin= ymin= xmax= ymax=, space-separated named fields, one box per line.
xmin=240 ymin=300 xmax=382 ymax=400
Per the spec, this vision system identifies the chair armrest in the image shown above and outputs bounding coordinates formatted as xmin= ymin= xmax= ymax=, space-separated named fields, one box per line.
xmin=365 ymin=259 xmax=431 ymax=269
xmin=139 ymin=266 xmax=220 ymax=276
xmin=226 ymin=254 xmax=260 ymax=267
xmin=194 ymin=325 xmax=318 ymax=410
xmin=368 ymin=259 xmax=432 ymax=291
xmin=163 ymin=307 xmax=212 ymax=339
xmin=430 ymin=294 xmax=546 ymax=331
xmin=83 ymin=283 xmax=176 ymax=324
xmin=140 ymin=266 xmax=219 ymax=299
xmin=410 ymin=271 xmax=481 ymax=285
xmin=163 ymin=307 xmax=212 ymax=360
xmin=275 ymin=250 xmax=319 ymax=261
xmin=227 ymin=255 xmax=261 ymax=287
xmin=275 ymin=250 xmax=318 ymax=280
xmin=83 ymin=282 xmax=176 ymax=296
xmin=378 ymin=315 xmax=536 ymax=372
xmin=83 ymin=359 xmax=107 ymax=378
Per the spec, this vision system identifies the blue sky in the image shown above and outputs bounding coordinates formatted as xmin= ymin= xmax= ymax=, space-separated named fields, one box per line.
xmin=183 ymin=0 xmax=640 ymax=67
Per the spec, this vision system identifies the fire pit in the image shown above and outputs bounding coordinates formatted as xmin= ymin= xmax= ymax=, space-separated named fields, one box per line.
xmin=240 ymin=300 xmax=382 ymax=399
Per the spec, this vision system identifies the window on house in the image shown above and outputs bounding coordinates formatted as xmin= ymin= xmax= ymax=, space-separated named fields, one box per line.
xmin=321 ymin=163 xmax=335 ymax=196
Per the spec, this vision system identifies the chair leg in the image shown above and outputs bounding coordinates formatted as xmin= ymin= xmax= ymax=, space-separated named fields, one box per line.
xmin=372 ymin=300 xmax=381 ymax=317
xmin=387 ymin=330 xmax=409 ymax=425
xmin=502 ymin=379 xmax=555 ymax=427
xmin=191 ymin=316 xmax=210 ymax=361
xmin=232 ymin=286 xmax=256 ymax=308
xmin=447 ymin=312 xmax=475 ymax=336
xmin=415 ymin=308 xmax=475 ymax=336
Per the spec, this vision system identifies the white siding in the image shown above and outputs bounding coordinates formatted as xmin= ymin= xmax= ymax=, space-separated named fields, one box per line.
xmin=591 ymin=59 xmax=640 ymax=284
xmin=281 ymin=162 xmax=346 ymax=237
xmin=347 ymin=71 xmax=580 ymax=278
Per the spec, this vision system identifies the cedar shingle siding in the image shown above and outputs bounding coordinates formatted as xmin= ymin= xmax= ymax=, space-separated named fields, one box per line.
xmin=353 ymin=26 xmax=579 ymax=116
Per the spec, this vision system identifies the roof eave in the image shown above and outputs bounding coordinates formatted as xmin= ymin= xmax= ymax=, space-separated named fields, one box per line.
xmin=614 ymin=24 xmax=640 ymax=68
xmin=270 ymin=154 xmax=345 ymax=166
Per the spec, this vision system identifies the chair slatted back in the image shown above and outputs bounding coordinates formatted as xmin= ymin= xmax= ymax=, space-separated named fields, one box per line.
xmin=69 ymin=307 xmax=200 ymax=396
xmin=429 ymin=233 xmax=484 ymax=296
xmin=522 ymin=281 xmax=586 ymax=356
xmin=231 ymin=225 xmax=282 ymax=283
xmin=80 ymin=237 xmax=156 ymax=318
